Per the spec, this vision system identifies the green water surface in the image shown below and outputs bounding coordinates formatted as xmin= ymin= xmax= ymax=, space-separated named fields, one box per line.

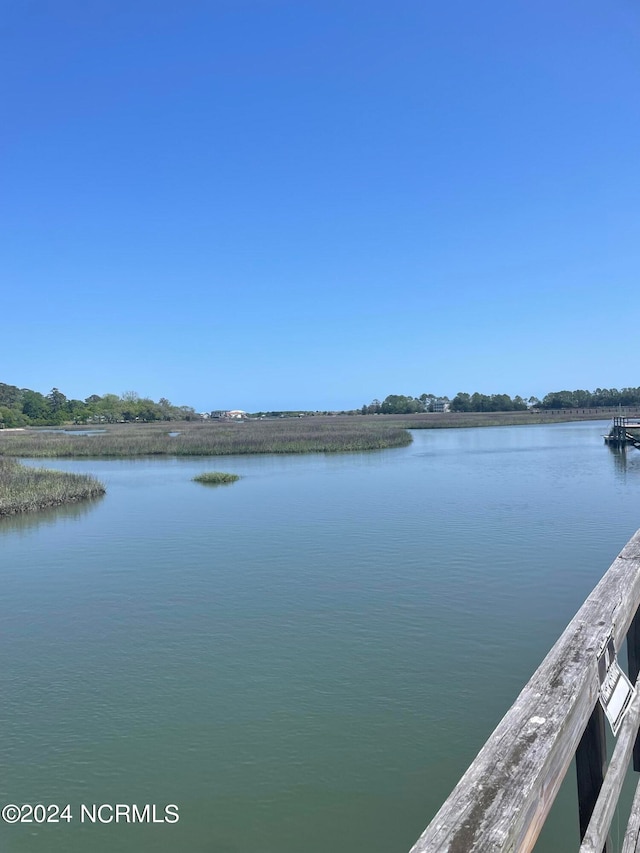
xmin=1 ymin=420 xmax=639 ymax=852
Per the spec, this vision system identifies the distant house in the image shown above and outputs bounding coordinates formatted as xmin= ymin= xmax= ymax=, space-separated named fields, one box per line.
xmin=210 ymin=409 xmax=247 ymax=420
xmin=432 ymin=398 xmax=450 ymax=413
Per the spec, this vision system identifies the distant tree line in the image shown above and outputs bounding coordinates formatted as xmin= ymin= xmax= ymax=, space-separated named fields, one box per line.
xmin=536 ymin=388 xmax=640 ymax=409
xmin=0 ymin=382 xmax=199 ymax=427
xmin=360 ymin=393 xmax=527 ymax=414
xmin=450 ymin=393 xmax=528 ymax=412
xmin=361 ymin=388 xmax=640 ymax=415
xmin=4 ymin=381 xmax=640 ymax=428
xmin=361 ymin=394 xmax=447 ymax=414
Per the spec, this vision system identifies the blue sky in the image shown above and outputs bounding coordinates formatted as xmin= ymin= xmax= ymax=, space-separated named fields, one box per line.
xmin=3 ymin=0 xmax=639 ymax=411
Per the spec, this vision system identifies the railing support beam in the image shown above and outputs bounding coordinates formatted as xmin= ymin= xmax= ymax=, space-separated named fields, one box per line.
xmin=576 ymin=703 xmax=610 ymax=852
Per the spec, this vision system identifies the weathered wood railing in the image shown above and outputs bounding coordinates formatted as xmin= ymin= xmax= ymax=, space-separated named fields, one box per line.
xmin=409 ymin=529 xmax=640 ymax=852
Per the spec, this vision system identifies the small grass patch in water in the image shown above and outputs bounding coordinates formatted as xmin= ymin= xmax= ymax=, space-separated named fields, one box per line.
xmin=193 ymin=471 xmax=240 ymax=486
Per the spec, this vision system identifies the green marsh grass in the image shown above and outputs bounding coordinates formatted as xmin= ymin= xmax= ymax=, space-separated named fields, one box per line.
xmin=0 ymin=458 xmax=105 ymax=516
xmin=370 ymin=410 xmax=623 ymax=429
xmin=0 ymin=418 xmax=413 ymax=458
xmin=0 ymin=409 xmax=617 ymax=461
xmin=193 ymin=472 xmax=240 ymax=485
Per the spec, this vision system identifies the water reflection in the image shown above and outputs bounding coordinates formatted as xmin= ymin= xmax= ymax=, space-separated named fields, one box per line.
xmin=608 ymin=444 xmax=628 ymax=474
xmin=0 ymin=495 xmax=104 ymax=536
xmin=607 ymin=443 xmax=640 ymax=479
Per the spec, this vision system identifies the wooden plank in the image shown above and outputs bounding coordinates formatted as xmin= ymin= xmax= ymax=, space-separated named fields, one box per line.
xmin=579 ymin=688 xmax=640 ymax=852
xmin=576 ymin=703 xmax=610 ymax=852
xmin=621 ymin=775 xmax=640 ymax=853
xmin=409 ymin=530 xmax=640 ymax=853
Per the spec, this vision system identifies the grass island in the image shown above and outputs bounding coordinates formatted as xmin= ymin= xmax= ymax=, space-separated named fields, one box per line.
xmin=193 ymin=472 xmax=241 ymax=485
xmin=0 ymin=458 xmax=105 ymax=516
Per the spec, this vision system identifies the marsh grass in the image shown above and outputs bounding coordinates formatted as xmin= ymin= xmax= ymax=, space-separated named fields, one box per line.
xmin=0 ymin=458 xmax=106 ymax=516
xmin=371 ymin=410 xmax=622 ymax=429
xmin=193 ymin=472 xmax=240 ymax=485
xmin=0 ymin=409 xmax=616 ymax=460
xmin=0 ymin=418 xmax=413 ymax=458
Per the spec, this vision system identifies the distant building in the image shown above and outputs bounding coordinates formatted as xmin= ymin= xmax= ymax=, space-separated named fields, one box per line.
xmin=432 ymin=398 xmax=450 ymax=413
xmin=210 ymin=409 xmax=247 ymax=420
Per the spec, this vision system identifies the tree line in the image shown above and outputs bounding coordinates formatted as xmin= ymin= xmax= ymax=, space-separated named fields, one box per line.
xmin=0 ymin=383 xmax=199 ymax=427
xmin=4 ymin=381 xmax=640 ymax=427
xmin=361 ymin=388 xmax=640 ymax=415
xmin=360 ymin=393 xmax=528 ymax=414
xmin=361 ymin=394 xmax=442 ymax=414
xmin=535 ymin=388 xmax=640 ymax=409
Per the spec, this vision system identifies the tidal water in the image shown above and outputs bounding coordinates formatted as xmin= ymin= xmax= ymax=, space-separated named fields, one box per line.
xmin=2 ymin=420 xmax=640 ymax=852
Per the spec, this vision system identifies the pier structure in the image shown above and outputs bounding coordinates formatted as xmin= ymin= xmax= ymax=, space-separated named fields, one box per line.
xmin=605 ymin=417 xmax=640 ymax=448
xmin=409 ymin=529 xmax=640 ymax=852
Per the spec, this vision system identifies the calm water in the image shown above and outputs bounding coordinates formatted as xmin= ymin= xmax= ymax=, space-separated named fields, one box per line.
xmin=2 ymin=421 xmax=640 ymax=852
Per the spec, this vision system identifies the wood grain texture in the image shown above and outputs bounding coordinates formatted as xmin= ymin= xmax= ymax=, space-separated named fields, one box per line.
xmin=622 ymin=776 xmax=640 ymax=853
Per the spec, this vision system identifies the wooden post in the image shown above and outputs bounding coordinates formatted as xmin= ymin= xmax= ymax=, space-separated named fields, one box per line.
xmin=628 ymin=606 xmax=640 ymax=771
xmin=576 ymin=702 xmax=610 ymax=852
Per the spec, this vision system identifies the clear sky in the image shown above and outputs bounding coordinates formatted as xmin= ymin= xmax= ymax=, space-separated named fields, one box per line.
xmin=3 ymin=0 xmax=639 ymax=411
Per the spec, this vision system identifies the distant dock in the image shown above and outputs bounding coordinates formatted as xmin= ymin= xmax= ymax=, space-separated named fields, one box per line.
xmin=604 ymin=417 xmax=640 ymax=448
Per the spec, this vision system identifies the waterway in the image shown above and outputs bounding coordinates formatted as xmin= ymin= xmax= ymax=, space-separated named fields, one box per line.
xmin=1 ymin=420 xmax=640 ymax=852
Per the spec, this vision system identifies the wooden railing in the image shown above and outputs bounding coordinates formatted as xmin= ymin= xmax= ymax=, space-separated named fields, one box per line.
xmin=409 ymin=529 xmax=640 ymax=852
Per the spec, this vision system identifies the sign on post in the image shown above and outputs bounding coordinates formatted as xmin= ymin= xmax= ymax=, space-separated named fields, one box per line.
xmin=597 ymin=634 xmax=635 ymax=736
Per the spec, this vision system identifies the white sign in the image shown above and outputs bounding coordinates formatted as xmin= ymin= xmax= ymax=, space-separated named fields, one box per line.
xmin=597 ymin=634 xmax=635 ymax=736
